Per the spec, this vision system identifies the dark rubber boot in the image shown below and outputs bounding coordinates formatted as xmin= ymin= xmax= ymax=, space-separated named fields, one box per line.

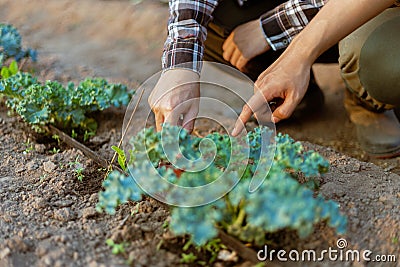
xmin=344 ymin=90 xmax=400 ymax=158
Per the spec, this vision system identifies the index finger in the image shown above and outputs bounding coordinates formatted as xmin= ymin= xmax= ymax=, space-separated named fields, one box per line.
xmin=155 ymin=111 xmax=165 ymax=132
xmin=231 ymin=90 xmax=268 ymax=136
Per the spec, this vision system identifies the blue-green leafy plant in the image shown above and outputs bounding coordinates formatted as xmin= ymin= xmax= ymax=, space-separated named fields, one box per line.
xmin=97 ymin=125 xmax=347 ymax=246
xmin=0 ymin=66 xmax=133 ymax=133
xmin=0 ymin=24 xmax=37 ymax=66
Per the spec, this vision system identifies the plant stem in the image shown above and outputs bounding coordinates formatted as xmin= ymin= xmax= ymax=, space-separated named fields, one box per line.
xmin=233 ymin=207 xmax=246 ymax=228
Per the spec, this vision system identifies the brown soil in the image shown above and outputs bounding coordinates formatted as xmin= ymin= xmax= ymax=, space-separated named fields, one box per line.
xmin=0 ymin=1 xmax=399 ymax=267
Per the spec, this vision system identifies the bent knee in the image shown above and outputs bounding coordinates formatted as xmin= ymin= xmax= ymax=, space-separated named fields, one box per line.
xmin=359 ymin=15 xmax=400 ymax=107
xmin=339 ymin=9 xmax=400 ymax=107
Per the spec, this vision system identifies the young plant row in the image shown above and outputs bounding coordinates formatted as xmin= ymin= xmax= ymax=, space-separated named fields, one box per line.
xmin=0 ymin=61 xmax=133 ymax=136
xmin=98 ymin=125 xmax=347 ymax=249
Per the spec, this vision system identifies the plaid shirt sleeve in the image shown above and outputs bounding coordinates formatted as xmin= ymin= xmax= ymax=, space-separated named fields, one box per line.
xmin=162 ymin=0 xmax=219 ymax=74
xmin=260 ymin=0 xmax=327 ymax=51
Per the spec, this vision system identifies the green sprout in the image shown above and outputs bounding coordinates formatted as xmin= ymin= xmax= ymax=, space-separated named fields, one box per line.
xmin=105 ymin=239 xmax=127 ymax=255
xmin=23 ymin=139 xmax=34 ymax=154
xmin=69 ymin=156 xmax=85 ymax=182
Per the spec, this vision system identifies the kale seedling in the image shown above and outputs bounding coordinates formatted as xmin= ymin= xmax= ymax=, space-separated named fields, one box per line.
xmin=111 ymin=145 xmax=127 ymax=171
xmin=98 ymin=125 xmax=347 ymax=247
xmin=71 ymin=129 xmax=78 ymax=139
xmin=83 ymin=130 xmax=95 ymax=142
xmin=69 ymin=156 xmax=85 ymax=182
xmin=0 ymin=72 xmax=133 ymax=136
xmin=105 ymin=239 xmax=127 ymax=255
xmin=0 ymin=60 xmax=18 ymax=78
xmin=22 ymin=138 xmax=34 ymax=154
xmin=0 ymin=24 xmax=37 ymax=66
xmin=50 ymin=147 xmax=60 ymax=154
xmin=180 ymin=252 xmax=197 ymax=264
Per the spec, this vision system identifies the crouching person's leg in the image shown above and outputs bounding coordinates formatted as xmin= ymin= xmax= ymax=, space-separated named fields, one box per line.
xmin=339 ymin=7 xmax=400 ymax=158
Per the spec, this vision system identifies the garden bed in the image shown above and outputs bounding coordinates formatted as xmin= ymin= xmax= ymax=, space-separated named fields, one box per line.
xmin=0 ymin=1 xmax=398 ymax=266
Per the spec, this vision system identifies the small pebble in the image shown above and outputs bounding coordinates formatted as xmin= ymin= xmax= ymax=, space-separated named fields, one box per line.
xmin=43 ymin=161 xmax=57 ymax=172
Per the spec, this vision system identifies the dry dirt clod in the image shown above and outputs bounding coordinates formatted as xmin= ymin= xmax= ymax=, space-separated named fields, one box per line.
xmin=217 ymin=250 xmax=239 ymax=262
xmin=26 ymin=160 xmax=39 ymax=171
xmin=53 ymin=208 xmax=76 ymax=222
xmin=52 ymin=200 xmax=74 ymax=208
xmin=34 ymin=144 xmax=46 ymax=154
xmin=35 ymin=231 xmax=51 ymax=240
xmin=43 ymin=161 xmax=57 ymax=173
xmin=15 ymin=166 xmax=25 ymax=173
xmin=0 ymin=247 xmax=11 ymax=260
xmin=33 ymin=197 xmax=48 ymax=209
xmin=82 ymin=207 xmax=97 ymax=219
xmin=5 ymin=236 xmax=30 ymax=253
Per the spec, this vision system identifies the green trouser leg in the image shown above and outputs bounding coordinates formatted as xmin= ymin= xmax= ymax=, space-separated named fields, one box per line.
xmin=339 ymin=7 xmax=400 ymax=111
xmin=339 ymin=7 xmax=400 ymax=158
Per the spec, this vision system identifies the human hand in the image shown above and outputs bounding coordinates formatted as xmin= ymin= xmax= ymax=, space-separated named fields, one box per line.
xmin=148 ymin=69 xmax=200 ymax=132
xmin=222 ymin=19 xmax=270 ymax=72
xmin=231 ymin=53 xmax=312 ymax=136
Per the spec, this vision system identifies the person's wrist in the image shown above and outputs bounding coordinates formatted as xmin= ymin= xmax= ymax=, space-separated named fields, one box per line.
xmin=162 ymin=67 xmax=200 ymax=78
xmin=285 ymin=37 xmax=318 ymax=67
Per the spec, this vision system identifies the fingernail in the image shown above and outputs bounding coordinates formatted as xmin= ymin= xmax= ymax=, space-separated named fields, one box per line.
xmin=231 ymin=127 xmax=238 ymax=136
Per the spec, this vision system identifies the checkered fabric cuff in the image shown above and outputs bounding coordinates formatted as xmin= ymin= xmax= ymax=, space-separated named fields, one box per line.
xmin=162 ymin=38 xmax=203 ymax=74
